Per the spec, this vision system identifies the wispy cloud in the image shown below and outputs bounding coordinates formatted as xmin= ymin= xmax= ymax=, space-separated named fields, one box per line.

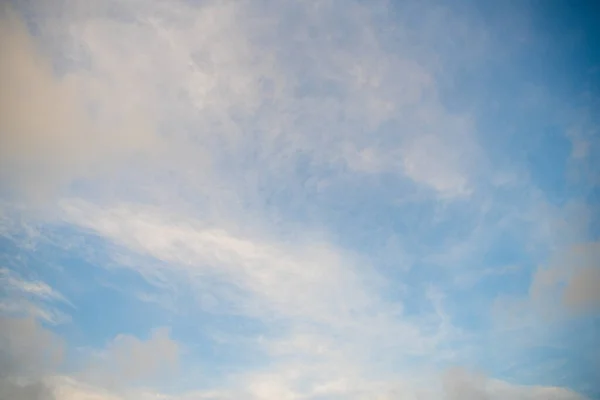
xmin=1 ymin=268 xmax=68 ymax=303
xmin=0 ymin=268 xmax=71 ymax=325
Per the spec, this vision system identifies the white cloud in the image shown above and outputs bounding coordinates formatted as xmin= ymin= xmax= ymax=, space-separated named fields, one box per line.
xmin=58 ymin=198 xmax=436 ymax=356
xmin=52 ymin=377 xmax=122 ymax=400
xmin=401 ymin=133 xmax=473 ymax=198
xmin=0 ymin=269 xmax=71 ymax=325
xmin=55 ymin=198 xmax=596 ymax=399
xmin=0 ymin=314 xmax=590 ymax=400
xmin=0 ymin=299 xmax=70 ymax=325
xmin=46 ymin=368 xmax=589 ymax=400
xmin=0 ymin=268 xmax=68 ymax=303
xmin=57 ymin=199 xmax=364 ymax=323
xmin=53 ymin=198 xmax=473 ymax=399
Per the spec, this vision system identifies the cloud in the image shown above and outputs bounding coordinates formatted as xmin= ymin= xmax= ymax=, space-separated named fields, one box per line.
xmin=57 ymin=198 xmax=444 ymax=355
xmin=562 ymin=267 xmax=600 ymax=312
xmin=0 ymin=5 xmax=161 ymax=203
xmin=84 ymin=327 xmax=180 ymax=388
xmin=49 ymin=197 xmax=473 ymax=398
xmin=401 ymin=132 xmax=474 ymax=198
xmin=0 ymin=269 xmax=71 ymax=325
xmin=529 ymin=242 xmax=600 ymax=316
xmin=0 ymin=268 xmax=68 ymax=303
xmin=1 ymin=0 xmax=597 ymax=398
xmin=1 ymin=0 xmax=484 ymax=210
xmin=52 ymin=377 xmax=121 ymax=400
xmin=0 ymin=299 xmax=70 ymax=326
xmin=492 ymin=242 xmax=600 ymax=355
xmin=53 ymin=198 xmax=599 ymax=399
xmin=0 ymin=316 xmax=64 ymax=400
xmin=57 ymin=199 xmax=359 ymax=322
xmin=0 ymin=314 xmax=181 ymax=399
xmin=41 ymin=367 xmax=592 ymax=400
xmin=443 ymin=368 xmax=587 ymax=400
xmin=0 ymin=274 xmax=591 ymax=399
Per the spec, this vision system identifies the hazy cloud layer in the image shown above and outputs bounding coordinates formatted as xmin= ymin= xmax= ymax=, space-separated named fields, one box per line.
xmin=1 ymin=0 xmax=598 ymax=399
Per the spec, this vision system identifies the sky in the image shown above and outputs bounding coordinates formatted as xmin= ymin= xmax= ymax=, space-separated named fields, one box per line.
xmin=0 ymin=0 xmax=599 ymax=399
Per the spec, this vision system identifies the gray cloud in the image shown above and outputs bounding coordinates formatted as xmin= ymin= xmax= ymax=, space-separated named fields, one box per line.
xmin=442 ymin=368 xmax=587 ymax=400
xmin=83 ymin=327 xmax=180 ymax=389
xmin=1 ymin=0 xmax=484 ymax=213
xmin=443 ymin=368 xmax=488 ymax=400
xmin=0 ymin=5 xmax=161 ymax=204
xmin=0 ymin=316 xmax=63 ymax=400
xmin=562 ymin=267 xmax=600 ymax=312
xmin=529 ymin=242 xmax=600 ymax=317
xmin=0 ymin=315 xmax=180 ymax=399
xmin=0 ymin=381 xmax=54 ymax=400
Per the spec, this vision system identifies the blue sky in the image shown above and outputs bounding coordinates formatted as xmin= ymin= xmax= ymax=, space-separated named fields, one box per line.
xmin=1 ymin=0 xmax=599 ymax=399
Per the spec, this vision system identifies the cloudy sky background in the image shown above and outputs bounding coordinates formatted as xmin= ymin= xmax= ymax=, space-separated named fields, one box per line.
xmin=1 ymin=0 xmax=599 ymax=399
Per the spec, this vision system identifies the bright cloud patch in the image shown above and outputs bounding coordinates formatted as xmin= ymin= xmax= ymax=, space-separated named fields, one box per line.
xmin=1 ymin=0 xmax=599 ymax=399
